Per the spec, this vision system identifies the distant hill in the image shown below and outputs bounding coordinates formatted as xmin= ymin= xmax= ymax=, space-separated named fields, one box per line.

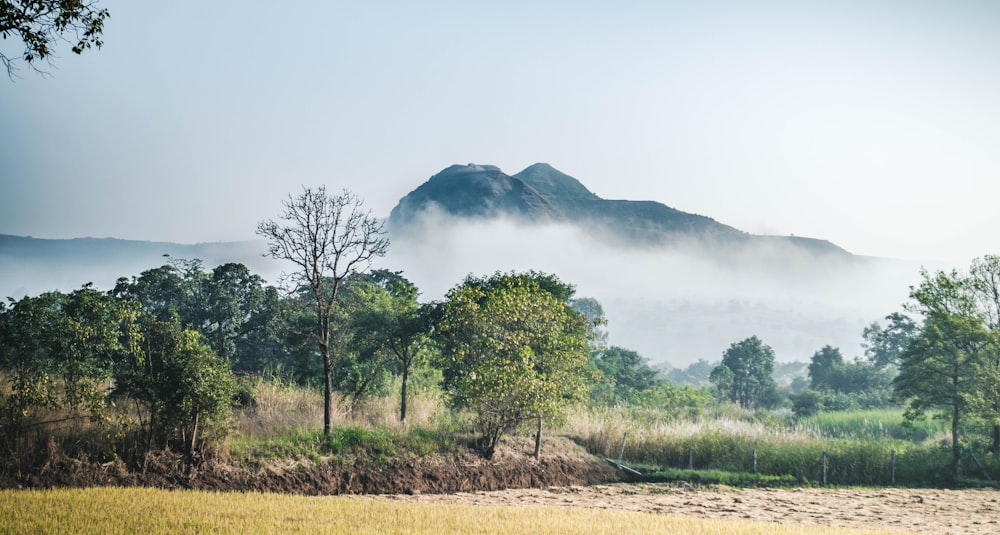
xmin=0 ymin=235 xmax=277 ymax=299
xmin=389 ymin=163 xmax=849 ymax=257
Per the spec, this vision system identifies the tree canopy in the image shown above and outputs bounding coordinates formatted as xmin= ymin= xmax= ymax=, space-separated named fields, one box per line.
xmin=894 ymin=263 xmax=1000 ymax=476
xmin=437 ymin=272 xmax=591 ymax=459
xmin=1 ymin=0 xmax=109 ymax=77
xmin=709 ymin=335 xmax=777 ymax=410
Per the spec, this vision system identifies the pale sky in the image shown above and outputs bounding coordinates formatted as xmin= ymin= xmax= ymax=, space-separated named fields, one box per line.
xmin=3 ymin=0 xmax=999 ymax=263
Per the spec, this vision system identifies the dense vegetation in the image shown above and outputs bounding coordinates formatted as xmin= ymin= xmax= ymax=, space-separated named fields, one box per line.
xmin=2 ymin=189 xmax=999 ymax=488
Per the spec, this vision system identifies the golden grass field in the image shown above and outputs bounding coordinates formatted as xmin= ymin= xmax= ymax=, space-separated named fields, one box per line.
xmin=0 ymin=487 xmax=912 ymax=535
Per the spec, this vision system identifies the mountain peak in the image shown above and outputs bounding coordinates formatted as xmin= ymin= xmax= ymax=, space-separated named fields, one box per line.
xmin=514 ymin=163 xmax=599 ymax=202
xmin=388 ymin=163 xmax=557 ymax=223
xmin=388 ymin=162 xmax=850 ymax=257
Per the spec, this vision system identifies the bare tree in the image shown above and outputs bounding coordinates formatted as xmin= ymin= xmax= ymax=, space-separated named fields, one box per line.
xmin=257 ymin=187 xmax=389 ymax=435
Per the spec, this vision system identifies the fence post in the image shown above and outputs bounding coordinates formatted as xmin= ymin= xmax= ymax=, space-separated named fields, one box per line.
xmin=822 ymin=451 xmax=828 ymax=486
xmin=753 ymin=448 xmax=758 ymax=474
xmin=616 ymin=432 xmax=627 ymax=469
xmin=689 ymin=444 xmax=694 ymax=470
xmin=890 ymin=450 xmax=896 ymax=485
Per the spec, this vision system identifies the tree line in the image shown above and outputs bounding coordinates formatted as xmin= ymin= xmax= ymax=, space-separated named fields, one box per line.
xmin=2 ymin=186 xmax=998 ymax=476
xmin=700 ymin=256 xmax=1000 ymax=478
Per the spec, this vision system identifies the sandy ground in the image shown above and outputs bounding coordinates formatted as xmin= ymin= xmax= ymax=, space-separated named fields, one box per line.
xmin=385 ymin=483 xmax=1000 ymax=534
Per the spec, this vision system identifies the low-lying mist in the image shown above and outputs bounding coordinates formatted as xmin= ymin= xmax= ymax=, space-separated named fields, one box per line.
xmin=1 ymin=223 xmax=931 ymax=369
xmin=383 ymin=213 xmax=926 ymax=367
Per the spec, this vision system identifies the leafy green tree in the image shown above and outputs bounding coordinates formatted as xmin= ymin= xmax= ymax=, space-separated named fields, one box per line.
xmin=638 ymin=382 xmax=712 ymax=418
xmin=666 ymin=358 xmax=716 ymax=386
xmin=350 ymin=270 xmax=436 ymax=422
xmin=114 ymin=264 xmax=189 ymax=323
xmin=257 ymin=187 xmax=389 ymax=435
xmin=0 ymin=286 xmax=139 ymax=439
xmin=808 ymin=345 xmax=843 ymax=391
xmin=806 ymin=345 xmax=893 ymax=401
xmin=0 ymin=0 xmax=109 ymax=77
xmin=862 ymin=312 xmax=918 ymax=369
xmin=328 ymin=277 xmax=393 ymax=407
xmin=437 ymin=272 xmax=591 ymax=459
xmin=895 ymin=268 xmax=993 ymax=476
xmin=968 ymin=255 xmax=1000 ymax=452
xmin=709 ymin=336 xmax=777 ymax=410
xmin=589 ymin=346 xmax=660 ymax=405
xmin=202 ymin=263 xmax=281 ymax=369
xmin=115 ymin=260 xmax=281 ymax=372
xmin=115 ymin=318 xmax=234 ymax=453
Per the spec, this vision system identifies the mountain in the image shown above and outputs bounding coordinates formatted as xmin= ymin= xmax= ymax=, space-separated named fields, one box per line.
xmin=389 ymin=163 xmax=848 ymax=256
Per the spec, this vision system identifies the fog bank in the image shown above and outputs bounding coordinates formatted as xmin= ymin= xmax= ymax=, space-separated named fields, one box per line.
xmin=383 ymin=213 xmax=926 ymax=366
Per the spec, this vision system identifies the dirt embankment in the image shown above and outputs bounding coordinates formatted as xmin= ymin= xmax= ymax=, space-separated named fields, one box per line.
xmin=0 ymin=442 xmax=625 ymax=495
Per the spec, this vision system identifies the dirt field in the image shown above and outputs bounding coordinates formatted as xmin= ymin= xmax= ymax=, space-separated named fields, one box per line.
xmin=384 ymin=483 xmax=1000 ymax=534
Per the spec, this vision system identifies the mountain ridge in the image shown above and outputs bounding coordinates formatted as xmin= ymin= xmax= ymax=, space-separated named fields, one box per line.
xmin=389 ymin=163 xmax=849 ymax=256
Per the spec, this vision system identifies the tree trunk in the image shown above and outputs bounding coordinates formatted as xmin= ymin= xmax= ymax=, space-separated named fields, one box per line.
xmin=321 ymin=342 xmax=333 ymax=436
xmin=992 ymin=424 xmax=1000 ymax=454
xmin=400 ymin=361 xmax=409 ymax=423
xmin=951 ymin=401 xmax=961 ymax=479
xmin=533 ymin=416 xmax=542 ymax=460
xmin=190 ymin=410 xmax=199 ymax=454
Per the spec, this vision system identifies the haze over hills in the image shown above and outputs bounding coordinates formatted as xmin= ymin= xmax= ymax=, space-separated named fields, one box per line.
xmin=0 ymin=235 xmax=279 ymax=300
xmin=1 ymin=163 xmax=925 ymax=367
xmin=385 ymin=163 xmax=919 ymax=367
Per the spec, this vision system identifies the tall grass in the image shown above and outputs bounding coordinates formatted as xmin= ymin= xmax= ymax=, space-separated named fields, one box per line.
xmin=798 ymin=409 xmax=949 ymax=442
xmin=564 ymin=405 xmax=998 ymax=486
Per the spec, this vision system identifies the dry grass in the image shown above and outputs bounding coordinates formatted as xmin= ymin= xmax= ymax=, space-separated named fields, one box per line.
xmin=563 ymin=406 xmax=815 ymax=459
xmin=0 ymin=487 xmax=910 ymax=535
xmin=236 ymin=377 xmax=326 ymax=439
xmin=234 ymin=378 xmax=448 ymax=440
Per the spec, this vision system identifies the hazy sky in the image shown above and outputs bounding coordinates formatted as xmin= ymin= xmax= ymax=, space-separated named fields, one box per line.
xmin=2 ymin=0 xmax=999 ymax=263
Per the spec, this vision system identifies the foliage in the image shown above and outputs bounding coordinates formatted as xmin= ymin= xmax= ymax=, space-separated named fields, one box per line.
xmin=665 ymin=358 xmax=716 ymax=386
xmin=862 ymin=312 xmax=917 ymax=369
xmin=0 ymin=286 xmax=138 ymax=439
xmin=115 ymin=318 xmax=235 ymax=452
xmin=588 ymin=346 xmax=661 ymax=405
xmin=114 ymin=260 xmax=282 ymax=373
xmin=637 ymin=383 xmax=713 ymax=418
xmin=0 ymin=0 xmax=109 ymax=77
xmin=346 ymin=270 xmax=437 ymax=421
xmin=257 ymin=187 xmax=389 ymax=435
xmin=894 ymin=266 xmax=999 ymax=477
xmin=792 ymin=345 xmax=894 ymax=416
xmin=437 ymin=272 xmax=592 ymax=459
xmin=709 ymin=336 xmax=778 ymax=410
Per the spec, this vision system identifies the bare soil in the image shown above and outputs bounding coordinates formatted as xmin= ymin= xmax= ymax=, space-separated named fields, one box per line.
xmin=0 ymin=440 xmax=624 ymax=495
xmin=385 ymin=483 xmax=1000 ymax=534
